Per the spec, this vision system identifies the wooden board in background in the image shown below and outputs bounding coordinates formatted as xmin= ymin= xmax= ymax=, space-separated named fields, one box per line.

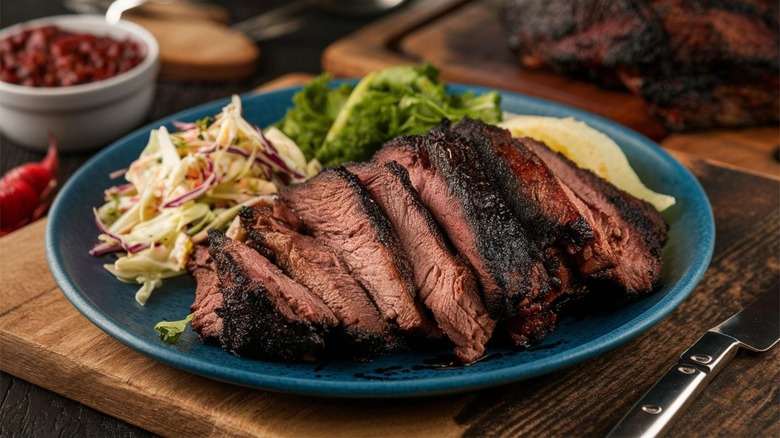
xmin=662 ymin=127 xmax=780 ymax=178
xmin=322 ymin=0 xmax=780 ymax=177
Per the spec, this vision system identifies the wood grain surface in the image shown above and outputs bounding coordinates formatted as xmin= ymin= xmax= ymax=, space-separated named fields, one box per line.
xmin=322 ymin=0 xmax=780 ymax=178
xmin=125 ymin=15 xmax=259 ymax=81
xmin=1 ymin=149 xmax=777 ymax=437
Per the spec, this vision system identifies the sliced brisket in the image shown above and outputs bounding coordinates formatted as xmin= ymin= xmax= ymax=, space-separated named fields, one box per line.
xmin=280 ymin=167 xmax=440 ymax=337
xmin=186 ymin=245 xmax=222 ymax=342
xmin=374 ymin=121 xmax=549 ymax=320
xmin=505 ymin=247 xmax=588 ymax=346
xmin=348 ymin=161 xmax=496 ymax=363
xmin=451 ymin=119 xmax=594 ymax=346
xmin=452 ymin=118 xmax=593 ymax=250
xmin=525 ymin=140 xmax=667 ymax=295
xmin=208 ymin=230 xmax=338 ymax=362
xmin=239 ymin=205 xmax=398 ymax=358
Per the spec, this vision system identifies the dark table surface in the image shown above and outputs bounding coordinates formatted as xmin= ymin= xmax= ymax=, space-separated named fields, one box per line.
xmin=0 ymin=1 xmax=409 ymax=436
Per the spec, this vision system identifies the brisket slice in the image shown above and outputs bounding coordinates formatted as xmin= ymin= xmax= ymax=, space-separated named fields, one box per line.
xmin=280 ymin=167 xmax=440 ymax=337
xmin=525 ymin=140 xmax=667 ymax=295
xmin=451 ymin=119 xmax=593 ymax=346
xmin=452 ymin=119 xmax=593 ymax=250
xmin=505 ymin=247 xmax=588 ymax=346
xmin=348 ymin=161 xmax=496 ymax=363
xmin=187 ymin=245 xmax=222 ymax=342
xmin=239 ymin=205 xmax=399 ymax=358
xmin=208 ymin=230 xmax=338 ymax=362
xmin=374 ymin=120 xmax=549 ymax=320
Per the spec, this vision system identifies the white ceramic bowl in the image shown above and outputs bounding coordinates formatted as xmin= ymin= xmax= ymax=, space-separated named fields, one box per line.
xmin=0 ymin=15 xmax=160 ymax=152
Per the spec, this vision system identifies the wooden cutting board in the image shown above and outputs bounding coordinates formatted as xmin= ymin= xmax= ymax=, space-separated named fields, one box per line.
xmin=124 ymin=1 xmax=259 ymax=81
xmin=323 ymin=0 xmax=780 ymax=178
xmin=1 ymin=75 xmax=778 ymax=437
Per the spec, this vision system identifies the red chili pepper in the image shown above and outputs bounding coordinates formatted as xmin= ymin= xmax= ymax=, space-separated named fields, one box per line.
xmin=0 ymin=135 xmax=59 ymax=236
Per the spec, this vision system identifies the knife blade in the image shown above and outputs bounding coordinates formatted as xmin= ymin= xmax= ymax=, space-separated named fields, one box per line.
xmin=607 ymin=280 xmax=780 ymax=438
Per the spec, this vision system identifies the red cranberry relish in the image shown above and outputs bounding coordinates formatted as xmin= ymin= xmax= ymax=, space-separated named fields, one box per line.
xmin=0 ymin=25 xmax=145 ymax=87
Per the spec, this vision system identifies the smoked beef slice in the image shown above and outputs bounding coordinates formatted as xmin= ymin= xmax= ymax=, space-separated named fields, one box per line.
xmin=374 ymin=120 xmax=549 ymax=320
xmin=208 ymin=230 xmax=338 ymax=362
xmin=186 ymin=245 xmax=222 ymax=342
xmin=349 ymin=161 xmax=496 ymax=363
xmin=280 ymin=166 xmax=440 ymax=337
xmin=239 ymin=205 xmax=398 ymax=358
xmin=451 ymin=119 xmax=594 ymax=346
xmin=452 ymin=118 xmax=593 ymax=251
xmin=525 ymin=140 xmax=667 ymax=296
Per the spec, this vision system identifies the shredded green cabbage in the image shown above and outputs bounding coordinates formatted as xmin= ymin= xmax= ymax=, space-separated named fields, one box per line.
xmin=91 ymin=95 xmax=318 ymax=305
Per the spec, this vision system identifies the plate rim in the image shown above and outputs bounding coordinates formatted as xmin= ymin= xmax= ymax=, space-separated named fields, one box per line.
xmin=46 ymin=83 xmax=715 ymax=398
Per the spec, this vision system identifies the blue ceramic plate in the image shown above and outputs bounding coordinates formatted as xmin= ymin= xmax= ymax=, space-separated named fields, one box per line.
xmin=47 ymin=84 xmax=714 ymax=398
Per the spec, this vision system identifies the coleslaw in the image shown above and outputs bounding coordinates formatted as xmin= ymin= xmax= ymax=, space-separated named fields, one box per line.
xmin=90 ymin=95 xmax=320 ymax=305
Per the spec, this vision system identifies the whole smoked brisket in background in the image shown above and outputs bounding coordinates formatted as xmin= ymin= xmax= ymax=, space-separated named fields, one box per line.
xmin=503 ymin=0 xmax=780 ymax=130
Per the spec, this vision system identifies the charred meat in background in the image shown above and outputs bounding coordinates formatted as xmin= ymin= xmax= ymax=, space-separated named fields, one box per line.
xmin=504 ymin=0 xmax=664 ymax=81
xmin=239 ymin=205 xmax=399 ymax=359
xmin=280 ymin=166 xmax=440 ymax=337
xmin=374 ymin=120 xmax=549 ymax=320
xmin=349 ymin=161 xmax=496 ymax=363
xmin=208 ymin=230 xmax=338 ymax=362
xmin=503 ymin=0 xmax=780 ymax=130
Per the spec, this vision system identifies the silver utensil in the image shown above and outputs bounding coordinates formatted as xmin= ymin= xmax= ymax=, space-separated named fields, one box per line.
xmin=104 ymin=0 xmax=166 ymax=24
xmin=66 ymin=0 xmax=407 ymax=41
xmin=607 ymin=280 xmax=780 ymax=438
xmin=65 ymin=0 xmax=306 ymax=41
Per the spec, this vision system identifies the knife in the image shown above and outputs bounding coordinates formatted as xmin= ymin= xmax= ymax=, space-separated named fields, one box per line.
xmin=607 ymin=280 xmax=780 ymax=438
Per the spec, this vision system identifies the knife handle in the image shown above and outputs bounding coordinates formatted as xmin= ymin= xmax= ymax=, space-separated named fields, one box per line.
xmin=607 ymin=332 xmax=741 ymax=438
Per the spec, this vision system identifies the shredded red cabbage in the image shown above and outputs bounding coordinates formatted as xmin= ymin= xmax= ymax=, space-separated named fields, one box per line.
xmin=108 ymin=168 xmax=127 ymax=179
xmin=88 ymin=241 xmax=124 ymax=257
xmin=161 ymin=158 xmax=216 ymax=208
xmin=90 ymin=208 xmax=150 ymax=255
xmin=172 ymin=121 xmax=197 ymax=131
xmin=104 ymin=183 xmax=133 ymax=198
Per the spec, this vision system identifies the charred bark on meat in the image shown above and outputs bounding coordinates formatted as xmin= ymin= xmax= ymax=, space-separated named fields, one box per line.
xmin=349 ymin=161 xmax=496 ymax=363
xmin=239 ymin=205 xmax=401 ymax=360
xmin=375 ymin=120 xmax=549 ymax=320
xmin=209 ymin=230 xmax=338 ymax=362
xmin=503 ymin=0 xmax=780 ymax=129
